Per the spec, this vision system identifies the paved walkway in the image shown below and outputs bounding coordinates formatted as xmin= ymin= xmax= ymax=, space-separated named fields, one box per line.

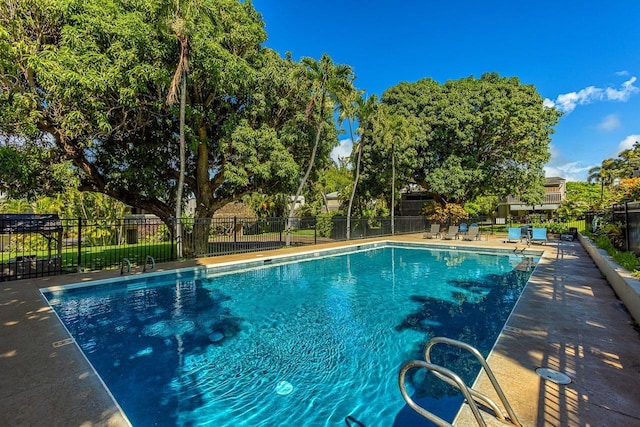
xmin=454 ymin=237 xmax=640 ymax=426
xmin=1 ymin=234 xmax=639 ymax=426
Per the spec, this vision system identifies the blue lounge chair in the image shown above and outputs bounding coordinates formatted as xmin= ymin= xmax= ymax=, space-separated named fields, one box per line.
xmin=505 ymin=227 xmax=521 ymax=243
xmin=531 ymin=227 xmax=547 ymax=245
xmin=459 ymin=223 xmax=468 ymax=234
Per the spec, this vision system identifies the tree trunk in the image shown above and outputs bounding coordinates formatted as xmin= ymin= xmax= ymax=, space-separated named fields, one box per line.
xmin=286 ymin=120 xmax=323 ymax=246
xmin=175 ymin=72 xmax=186 ymax=258
xmin=321 ymin=191 xmax=329 ymax=213
xmin=186 ymin=135 xmax=215 ymax=257
xmin=346 ymin=119 xmax=361 ymax=240
xmin=192 ymin=217 xmax=212 ymax=256
xmin=391 ymin=142 xmax=395 ymax=235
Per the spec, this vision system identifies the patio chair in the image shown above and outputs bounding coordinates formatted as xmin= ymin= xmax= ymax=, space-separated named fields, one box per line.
xmin=531 ymin=227 xmax=547 ymax=245
xmin=459 ymin=223 xmax=468 ymax=234
xmin=462 ymin=225 xmax=479 ymax=241
xmin=442 ymin=225 xmax=459 ymax=240
xmin=423 ymin=224 xmax=441 ymax=239
xmin=504 ymin=227 xmax=521 ymax=243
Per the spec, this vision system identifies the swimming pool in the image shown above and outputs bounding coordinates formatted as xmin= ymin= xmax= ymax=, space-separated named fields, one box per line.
xmin=42 ymin=243 xmax=538 ymax=426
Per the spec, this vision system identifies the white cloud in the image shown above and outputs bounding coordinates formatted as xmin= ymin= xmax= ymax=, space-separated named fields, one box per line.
xmin=545 ymin=143 xmax=594 ymax=181
xmin=615 ymin=70 xmax=630 ymax=76
xmin=554 ymin=86 xmax=602 ymax=113
xmin=330 ymin=138 xmax=353 ymax=163
xmin=548 ymin=76 xmax=639 ymax=113
xmin=597 ymin=114 xmax=621 ymax=131
xmin=617 ymin=134 xmax=640 ymax=152
xmin=544 ymin=162 xmax=593 ymax=182
xmin=606 ymin=76 xmax=639 ymax=101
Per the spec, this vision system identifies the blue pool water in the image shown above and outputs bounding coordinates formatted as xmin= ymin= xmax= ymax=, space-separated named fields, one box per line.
xmin=43 ymin=245 xmax=536 ymax=426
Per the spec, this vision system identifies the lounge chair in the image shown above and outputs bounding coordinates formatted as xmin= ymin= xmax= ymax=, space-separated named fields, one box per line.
xmin=459 ymin=223 xmax=468 ymax=234
xmin=462 ymin=225 xmax=479 ymax=241
xmin=505 ymin=227 xmax=521 ymax=243
xmin=531 ymin=227 xmax=547 ymax=245
xmin=442 ymin=225 xmax=459 ymax=240
xmin=423 ymin=224 xmax=441 ymax=239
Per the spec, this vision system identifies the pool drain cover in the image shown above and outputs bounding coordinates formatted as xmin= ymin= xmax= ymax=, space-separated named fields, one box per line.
xmin=535 ymin=367 xmax=572 ymax=384
xmin=275 ymin=381 xmax=293 ymax=395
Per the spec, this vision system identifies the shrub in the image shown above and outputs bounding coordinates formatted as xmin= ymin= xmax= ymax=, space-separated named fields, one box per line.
xmin=422 ymin=202 xmax=469 ymax=225
xmin=593 ymin=231 xmax=640 ymax=277
xmin=316 ymin=212 xmax=340 ymax=238
xmin=598 ymin=221 xmax=625 ymax=250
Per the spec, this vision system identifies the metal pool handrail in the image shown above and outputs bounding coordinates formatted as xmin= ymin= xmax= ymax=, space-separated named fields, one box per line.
xmin=399 ymin=360 xmax=487 ymax=427
xmin=120 ymin=258 xmax=131 ymax=275
xmin=143 ymin=255 xmax=155 ymax=272
xmin=398 ymin=336 xmax=521 ymax=426
xmin=424 ymin=337 xmax=521 ymax=426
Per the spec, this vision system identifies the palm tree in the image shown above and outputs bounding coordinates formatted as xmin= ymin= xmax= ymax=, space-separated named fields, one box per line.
xmin=588 ymin=158 xmax=617 ymax=202
xmin=616 ymin=141 xmax=640 ymax=177
xmin=340 ymin=92 xmax=378 ymax=240
xmin=387 ymin=115 xmax=408 ymax=235
xmin=164 ymin=0 xmax=213 ymax=257
xmin=372 ymin=108 xmax=407 ymax=235
xmin=285 ymin=54 xmax=354 ymax=246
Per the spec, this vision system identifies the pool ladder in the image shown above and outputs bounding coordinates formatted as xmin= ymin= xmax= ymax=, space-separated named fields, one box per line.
xmin=120 ymin=258 xmax=131 ymax=275
xmin=120 ymin=256 xmax=155 ymax=275
xmin=399 ymin=337 xmax=521 ymax=427
xmin=143 ymin=255 xmax=155 ymax=272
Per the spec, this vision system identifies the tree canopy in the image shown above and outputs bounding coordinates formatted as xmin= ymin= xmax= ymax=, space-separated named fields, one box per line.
xmin=0 ymin=0 xmax=338 ymax=228
xmin=366 ymin=73 xmax=561 ymax=206
xmin=1 ymin=1 xmax=567 ymax=228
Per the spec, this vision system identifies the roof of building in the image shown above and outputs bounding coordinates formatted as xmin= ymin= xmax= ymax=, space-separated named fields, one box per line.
xmin=545 ymin=176 xmax=566 ymax=185
xmin=0 ymin=214 xmax=63 ymax=234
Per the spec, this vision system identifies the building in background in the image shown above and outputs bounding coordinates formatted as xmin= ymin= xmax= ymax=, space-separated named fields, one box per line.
xmin=497 ymin=177 xmax=567 ymax=220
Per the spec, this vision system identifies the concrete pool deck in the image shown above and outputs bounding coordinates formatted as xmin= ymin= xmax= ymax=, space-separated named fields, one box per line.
xmin=1 ymin=234 xmax=639 ymax=426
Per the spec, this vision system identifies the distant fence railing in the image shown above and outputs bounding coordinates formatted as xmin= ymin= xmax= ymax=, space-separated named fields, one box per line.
xmin=1 ymin=215 xmax=432 ymax=281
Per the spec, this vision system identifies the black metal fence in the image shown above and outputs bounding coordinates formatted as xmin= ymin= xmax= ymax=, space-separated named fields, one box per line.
xmin=1 ymin=215 xmax=175 ymax=281
xmin=1 ymin=215 xmax=431 ymax=281
xmin=607 ymin=202 xmax=640 ymax=254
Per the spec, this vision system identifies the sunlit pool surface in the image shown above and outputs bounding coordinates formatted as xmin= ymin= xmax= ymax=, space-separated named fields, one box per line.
xmin=43 ymin=244 xmax=538 ymax=426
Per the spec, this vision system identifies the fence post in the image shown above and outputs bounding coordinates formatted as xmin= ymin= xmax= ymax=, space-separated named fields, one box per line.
xmin=170 ymin=218 xmax=175 ymax=261
xmin=233 ymin=216 xmax=237 ymax=243
xmin=625 ymin=202 xmax=630 ymax=252
xmin=314 ymin=217 xmax=317 ymax=244
xmin=77 ymin=217 xmax=82 ymax=272
xmin=279 ymin=218 xmax=283 ymax=243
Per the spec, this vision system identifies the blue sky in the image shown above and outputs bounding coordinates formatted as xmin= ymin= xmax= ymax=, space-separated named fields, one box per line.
xmin=252 ymin=0 xmax=640 ymax=181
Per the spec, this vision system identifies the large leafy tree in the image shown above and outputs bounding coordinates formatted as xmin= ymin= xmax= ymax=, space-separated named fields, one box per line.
xmin=377 ymin=73 xmax=561 ymax=206
xmin=2 ymin=0 xmax=179 ymax=216
xmin=0 ymin=141 xmax=74 ymax=199
xmin=0 ymin=0 xmax=336 ymax=253
xmin=616 ymin=141 xmax=640 ymax=178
